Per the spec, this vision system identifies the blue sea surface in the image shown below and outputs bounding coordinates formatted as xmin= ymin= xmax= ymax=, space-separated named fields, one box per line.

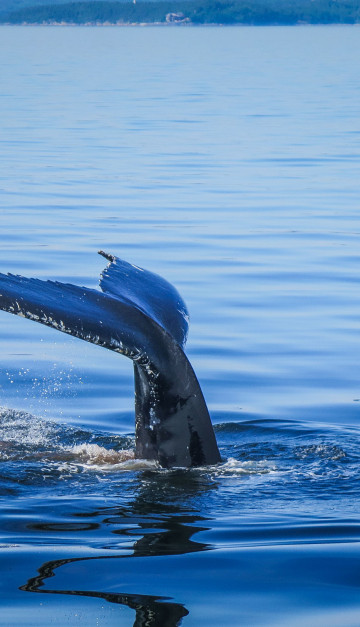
xmin=1 ymin=24 xmax=360 ymax=626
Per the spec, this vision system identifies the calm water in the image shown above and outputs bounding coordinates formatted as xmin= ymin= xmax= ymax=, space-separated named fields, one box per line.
xmin=1 ymin=24 xmax=360 ymax=626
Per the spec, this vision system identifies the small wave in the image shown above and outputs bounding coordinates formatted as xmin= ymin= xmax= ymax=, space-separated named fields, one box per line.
xmin=0 ymin=408 xmax=156 ymax=473
xmin=294 ymin=444 xmax=346 ymax=461
xmin=0 ymin=406 xmax=60 ymax=447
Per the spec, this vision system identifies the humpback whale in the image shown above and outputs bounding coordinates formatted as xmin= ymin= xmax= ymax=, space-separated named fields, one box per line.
xmin=0 ymin=252 xmax=221 ymax=469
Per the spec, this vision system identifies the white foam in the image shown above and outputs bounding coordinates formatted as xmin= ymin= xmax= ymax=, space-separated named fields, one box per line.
xmin=70 ymin=443 xmax=134 ymax=464
xmin=65 ymin=443 xmax=158 ymax=471
xmin=214 ymin=457 xmax=278 ymax=477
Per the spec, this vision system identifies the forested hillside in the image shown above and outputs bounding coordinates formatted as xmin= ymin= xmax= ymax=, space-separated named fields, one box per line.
xmin=1 ymin=0 xmax=360 ymax=24
xmin=0 ymin=0 xmax=109 ymax=16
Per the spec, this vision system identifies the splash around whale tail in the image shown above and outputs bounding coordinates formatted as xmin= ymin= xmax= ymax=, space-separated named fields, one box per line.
xmin=0 ymin=252 xmax=221 ymax=468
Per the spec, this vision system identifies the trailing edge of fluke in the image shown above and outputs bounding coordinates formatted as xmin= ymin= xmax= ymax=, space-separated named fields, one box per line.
xmin=0 ymin=252 xmax=221 ymax=468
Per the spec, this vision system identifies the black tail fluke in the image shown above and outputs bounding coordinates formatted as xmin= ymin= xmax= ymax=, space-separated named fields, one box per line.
xmin=0 ymin=254 xmax=221 ymax=468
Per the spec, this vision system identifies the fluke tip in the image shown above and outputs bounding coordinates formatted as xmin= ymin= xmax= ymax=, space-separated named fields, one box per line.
xmin=98 ymin=250 xmax=116 ymax=263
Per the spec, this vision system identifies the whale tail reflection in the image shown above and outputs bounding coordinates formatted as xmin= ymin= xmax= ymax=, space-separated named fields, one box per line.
xmin=21 ymin=567 xmax=188 ymax=627
xmin=21 ymin=557 xmax=189 ymax=627
xmin=20 ymin=507 xmax=210 ymax=627
xmin=0 ymin=252 xmax=220 ymax=468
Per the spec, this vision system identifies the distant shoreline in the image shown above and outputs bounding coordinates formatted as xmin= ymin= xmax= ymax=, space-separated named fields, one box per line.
xmin=1 ymin=0 xmax=360 ymax=27
xmin=2 ymin=21 xmax=360 ymax=26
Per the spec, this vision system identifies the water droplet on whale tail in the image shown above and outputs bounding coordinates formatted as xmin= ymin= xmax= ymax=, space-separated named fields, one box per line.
xmin=0 ymin=252 xmax=221 ymax=469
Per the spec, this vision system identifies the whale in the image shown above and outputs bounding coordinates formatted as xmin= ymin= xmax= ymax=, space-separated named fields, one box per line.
xmin=0 ymin=252 xmax=221 ymax=468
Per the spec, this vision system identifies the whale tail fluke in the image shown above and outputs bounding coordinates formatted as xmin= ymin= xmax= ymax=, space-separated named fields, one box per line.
xmin=0 ymin=253 xmax=221 ymax=468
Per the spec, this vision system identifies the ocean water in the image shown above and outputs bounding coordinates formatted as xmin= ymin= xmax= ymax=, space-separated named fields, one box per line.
xmin=1 ymin=24 xmax=360 ymax=626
